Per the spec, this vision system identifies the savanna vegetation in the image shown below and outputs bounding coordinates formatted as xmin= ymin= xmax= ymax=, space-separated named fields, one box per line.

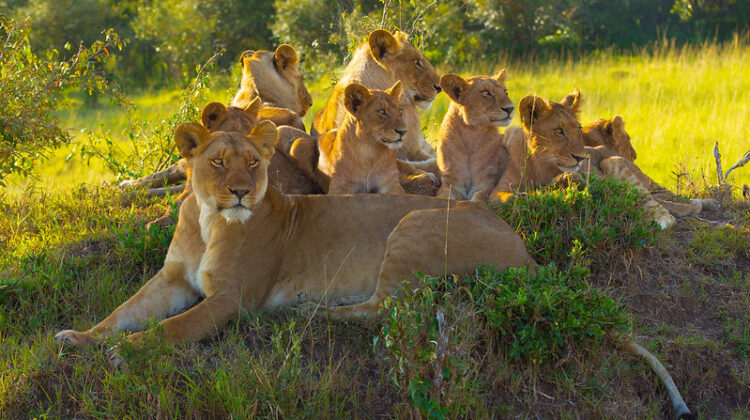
xmin=1 ymin=0 xmax=750 ymax=418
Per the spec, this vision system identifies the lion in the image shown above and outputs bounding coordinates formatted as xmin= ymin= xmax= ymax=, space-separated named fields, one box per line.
xmin=120 ymin=44 xmax=312 ymax=194
xmin=582 ymin=116 xmax=637 ymax=161
xmin=146 ymin=100 xmax=323 ymax=227
xmin=312 ymin=29 xmax=441 ymax=183
xmin=436 ymin=71 xmax=514 ymax=203
xmin=490 ymin=90 xmax=713 ymax=229
xmin=317 ymin=81 xmax=410 ymax=194
xmin=582 ymin=115 xmax=718 ymax=215
xmin=231 ymin=45 xmax=312 ymax=119
xmin=54 ymin=120 xmax=535 ymax=347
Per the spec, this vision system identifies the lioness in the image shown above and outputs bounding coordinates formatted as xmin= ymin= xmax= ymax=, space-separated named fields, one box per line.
xmin=317 ymin=82 xmax=406 ymax=194
xmin=55 ymin=120 xmax=534 ymax=346
xmin=490 ymin=91 xmax=694 ymax=229
xmin=312 ymin=29 xmax=441 ymax=168
xmin=146 ymin=101 xmax=323 ymax=227
xmin=436 ymin=71 xmax=514 ymax=203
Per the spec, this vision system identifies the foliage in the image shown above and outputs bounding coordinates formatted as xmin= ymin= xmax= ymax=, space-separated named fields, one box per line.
xmin=381 ymin=263 xmax=630 ymax=417
xmin=0 ymin=17 xmax=125 ymax=185
xmin=78 ymin=52 xmax=220 ymax=180
xmin=688 ymin=222 xmax=750 ymax=269
xmin=495 ymin=176 xmax=659 ymax=268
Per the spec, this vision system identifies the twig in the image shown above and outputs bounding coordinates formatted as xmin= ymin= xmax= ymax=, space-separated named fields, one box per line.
xmin=723 ymin=149 xmax=750 ymax=182
xmin=380 ymin=0 xmax=390 ymax=28
xmin=713 ymin=142 xmax=723 ymax=183
xmin=626 ymin=341 xmax=695 ymax=420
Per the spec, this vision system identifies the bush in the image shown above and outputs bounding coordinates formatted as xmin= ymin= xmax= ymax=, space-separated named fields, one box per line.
xmin=0 ymin=17 xmax=125 ymax=185
xmin=495 ymin=176 xmax=659 ymax=268
xmin=381 ymin=264 xmax=630 ymax=417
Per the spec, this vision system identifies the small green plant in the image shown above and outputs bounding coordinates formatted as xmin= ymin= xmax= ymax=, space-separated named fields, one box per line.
xmin=495 ymin=176 xmax=659 ymax=268
xmin=381 ymin=263 xmax=631 ymax=417
xmin=688 ymin=223 xmax=749 ymax=269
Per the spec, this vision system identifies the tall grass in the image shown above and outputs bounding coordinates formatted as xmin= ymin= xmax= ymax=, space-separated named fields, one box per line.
xmin=5 ymin=35 xmax=749 ymax=196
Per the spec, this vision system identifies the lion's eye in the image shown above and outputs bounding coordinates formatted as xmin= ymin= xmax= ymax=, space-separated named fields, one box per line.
xmin=415 ymin=60 xmax=423 ymax=69
xmin=482 ymin=90 xmax=492 ymax=97
xmin=248 ymin=159 xmax=259 ymax=168
xmin=211 ymin=158 xmax=224 ymax=167
xmin=555 ymin=128 xmax=565 ymax=137
xmin=377 ymin=109 xmax=387 ymax=117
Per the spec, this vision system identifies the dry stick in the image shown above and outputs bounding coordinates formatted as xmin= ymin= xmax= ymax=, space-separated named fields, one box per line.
xmin=713 ymin=142 xmax=724 ymax=184
xmin=626 ymin=341 xmax=696 ymax=420
xmin=723 ymin=149 xmax=750 ymax=181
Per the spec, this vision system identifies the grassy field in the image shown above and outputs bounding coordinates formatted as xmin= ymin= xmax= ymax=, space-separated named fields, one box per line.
xmin=1 ymin=38 xmax=750 ymax=418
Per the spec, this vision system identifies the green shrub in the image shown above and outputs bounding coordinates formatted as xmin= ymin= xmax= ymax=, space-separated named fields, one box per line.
xmin=381 ymin=263 xmax=630 ymax=417
xmin=688 ymin=223 xmax=750 ymax=269
xmin=0 ymin=17 xmax=124 ymax=185
xmin=495 ymin=176 xmax=659 ymax=268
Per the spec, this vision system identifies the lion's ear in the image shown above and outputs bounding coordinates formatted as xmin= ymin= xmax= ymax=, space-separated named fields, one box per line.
xmin=518 ymin=95 xmax=551 ymax=129
xmin=239 ymin=50 xmax=255 ymax=66
xmin=611 ymin=115 xmax=625 ymax=132
xmin=175 ymin=122 xmax=210 ymax=159
xmin=386 ymin=80 xmax=402 ymax=100
xmin=243 ymin=97 xmax=263 ymax=119
xmin=248 ymin=120 xmax=279 ymax=159
xmin=493 ymin=69 xmax=507 ymax=83
xmin=201 ymin=102 xmax=228 ymax=131
xmin=274 ymin=44 xmax=299 ymax=70
xmin=368 ymin=29 xmax=402 ymax=61
xmin=561 ymin=89 xmax=583 ymax=113
xmin=440 ymin=74 xmax=468 ymax=103
xmin=344 ymin=83 xmax=372 ymax=116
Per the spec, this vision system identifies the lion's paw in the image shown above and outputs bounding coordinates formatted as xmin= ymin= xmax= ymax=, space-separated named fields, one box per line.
xmin=118 ymin=179 xmax=136 ymax=189
xmin=553 ymin=172 xmax=583 ymax=188
xmin=694 ymin=198 xmax=720 ymax=212
xmin=54 ymin=330 xmax=91 ymax=347
xmin=106 ymin=346 xmax=125 ymax=369
xmin=655 ymin=212 xmax=676 ymax=230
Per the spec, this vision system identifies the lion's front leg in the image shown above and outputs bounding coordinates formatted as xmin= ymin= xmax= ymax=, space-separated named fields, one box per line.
xmin=397 ymin=159 xmax=440 ymax=195
xmin=599 ymin=156 xmax=675 ymax=229
xmin=127 ymin=291 xmax=242 ymax=345
xmin=55 ymin=263 xmax=199 ymax=347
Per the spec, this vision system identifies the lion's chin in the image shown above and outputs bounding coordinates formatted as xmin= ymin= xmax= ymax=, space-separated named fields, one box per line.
xmin=414 ymin=99 xmax=434 ymax=110
xmin=221 ymin=206 xmax=253 ymax=223
xmin=380 ymin=138 xmax=403 ymax=150
xmin=557 ymin=163 xmax=582 ymax=173
xmin=491 ymin=118 xmax=512 ymax=127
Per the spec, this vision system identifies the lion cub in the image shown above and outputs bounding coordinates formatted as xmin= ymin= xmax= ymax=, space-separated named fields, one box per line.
xmin=491 ymin=91 xmax=682 ymax=229
xmin=436 ymin=71 xmax=514 ymax=203
xmin=317 ymin=82 xmax=407 ymax=194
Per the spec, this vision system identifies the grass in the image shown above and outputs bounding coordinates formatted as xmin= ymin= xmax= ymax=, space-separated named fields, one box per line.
xmin=2 ymin=38 xmax=750 ymax=417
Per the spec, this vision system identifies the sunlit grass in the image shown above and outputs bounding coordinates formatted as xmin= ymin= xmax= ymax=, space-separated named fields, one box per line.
xmin=5 ymin=36 xmax=749 ymax=196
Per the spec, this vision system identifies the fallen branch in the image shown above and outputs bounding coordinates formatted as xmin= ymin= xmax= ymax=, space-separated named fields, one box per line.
xmin=626 ymin=341 xmax=695 ymax=420
xmin=724 ymin=150 xmax=750 ymax=182
xmin=713 ymin=142 xmax=724 ymax=183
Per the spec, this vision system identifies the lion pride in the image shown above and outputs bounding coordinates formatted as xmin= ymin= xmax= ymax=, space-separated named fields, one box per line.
xmin=55 ymin=120 xmax=535 ymax=347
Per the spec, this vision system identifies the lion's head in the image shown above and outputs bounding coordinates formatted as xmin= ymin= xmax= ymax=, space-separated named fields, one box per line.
xmin=440 ymin=71 xmax=514 ymax=127
xmin=344 ymin=81 xmax=407 ymax=150
xmin=237 ymin=45 xmax=312 ymax=116
xmin=175 ymin=120 xmax=279 ymax=223
xmin=367 ymin=29 xmax=440 ymax=109
xmin=201 ymin=99 xmax=262 ymax=134
xmin=519 ymin=90 xmax=587 ymax=173
xmin=583 ymin=116 xmax=637 ymax=161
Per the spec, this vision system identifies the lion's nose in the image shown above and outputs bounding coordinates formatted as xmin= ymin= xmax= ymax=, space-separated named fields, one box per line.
xmin=572 ymin=154 xmax=585 ymax=163
xmin=395 ymin=128 xmax=407 ymax=136
xmin=434 ymin=84 xmax=442 ymax=93
xmin=229 ymin=188 xmax=250 ymax=199
xmin=502 ymin=105 xmax=515 ymax=115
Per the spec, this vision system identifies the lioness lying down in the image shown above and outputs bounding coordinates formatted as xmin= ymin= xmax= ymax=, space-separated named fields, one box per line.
xmin=55 ymin=120 xmax=534 ymax=346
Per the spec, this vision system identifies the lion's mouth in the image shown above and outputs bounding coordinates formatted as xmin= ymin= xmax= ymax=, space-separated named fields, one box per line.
xmin=491 ymin=117 xmax=512 ymax=127
xmin=558 ymin=163 xmax=582 ymax=173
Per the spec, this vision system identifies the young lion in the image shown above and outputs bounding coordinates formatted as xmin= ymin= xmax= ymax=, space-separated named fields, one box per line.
xmin=436 ymin=71 xmax=514 ymax=203
xmin=55 ymin=120 xmax=534 ymax=347
xmin=317 ymin=82 xmax=407 ymax=194
xmin=490 ymin=91 xmax=695 ymax=229
xmin=312 ymin=29 xmax=441 ymax=193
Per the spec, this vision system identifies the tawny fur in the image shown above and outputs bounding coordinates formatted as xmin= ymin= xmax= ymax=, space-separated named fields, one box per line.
xmin=491 ymin=91 xmax=698 ymax=230
xmin=55 ymin=121 xmax=535 ymax=347
xmin=312 ymin=29 xmax=440 ymax=165
xmin=436 ymin=71 xmax=514 ymax=203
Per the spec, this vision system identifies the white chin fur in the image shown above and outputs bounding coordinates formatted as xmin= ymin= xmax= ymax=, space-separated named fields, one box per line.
xmin=382 ymin=140 xmax=403 ymax=150
xmin=558 ymin=163 xmax=581 ymax=173
xmin=415 ymin=100 xmax=433 ymax=110
xmin=221 ymin=207 xmax=253 ymax=223
xmin=492 ymin=118 xmax=512 ymax=127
